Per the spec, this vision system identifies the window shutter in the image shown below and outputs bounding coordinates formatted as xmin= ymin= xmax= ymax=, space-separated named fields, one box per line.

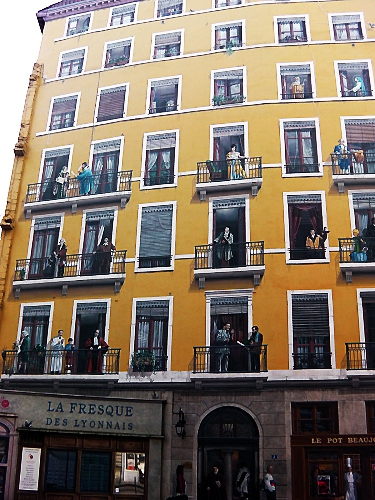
xmin=136 ymin=300 xmax=169 ymax=317
xmin=76 ymin=302 xmax=107 ymax=314
xmin=139 ymin=205 xmax=173 ymax=258
xmin=345 ymin=120 xmax=375 ymax=143
xmin=292 ymin=294 xmax=329 ymax=338
xmin=51 ymin=96 xmax=78 ymax=114
xmin=23 ymin=305 xmax=51 ymax=317
xmin=97 ymin=87 xmax=126 ymax=122
xmin=210 ymin=296 xmax=248 ymax=315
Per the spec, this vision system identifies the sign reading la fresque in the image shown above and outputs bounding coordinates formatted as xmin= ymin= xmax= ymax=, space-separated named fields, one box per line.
xmin=1 ymin=394 xmax=163 ymax=436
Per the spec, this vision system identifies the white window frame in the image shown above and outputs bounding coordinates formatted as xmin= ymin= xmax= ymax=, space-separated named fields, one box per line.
xmin=211 ymin=67 xmax=247 ymax=105
xmin=213 ymin=0 xmax=243 ymax=9
xmin=129 ymin=296 xmax=173 ymax=371
xmin=88 ymin=136 xmax=124 ymax=185
xmin=26 ymin=213 xmax=65 ymax=261
xmin=56 ymin=47 xmax=88 ymax=79
xmin=274 ymin=15 xmax=311 ymax=44
xmin=70 ymin=299 xmax=111 ymax=346
xmin=280 ymin=118 xmax=323 ymax=177
xmin=154 ymin=0 xmax=185 ymax=18
xmin=140 ymin=129 xmax=179 ymax=190
xmin=209 ymin=121 xmax=249 ymax=160
xmin=287 ymin=290 xmax=336 ymax=370
xmin=276 ymin=61 xmax=316 ymax=100
xmin=108 ymin=2 xmax=138 ymax=27
xmin=357 ymin=289 xmax=375 ymax=344
xmin=212 ymin=20 xmax=246 ymax=51
xmin=37 ymin=145 xmax=74 ymax=184
xmin=151 ymin=29 xmax=184 ymax=60
xmin=78 ymin=207 xmax=119 ymax=255
xmin=283 ymin=190 xmax=329 ymax=264
xmin=146 ymin=75 xmax=182 ymax=115
xmin=102 ymin=37 xmax=134 ymax=69
xmin=64 ymin=12 xmax=93 ymax=37
xmin=205 ymin=289 xmax=253 ymax=347
xmin=328 ymin=12 xmax=366 ymax=42
xmin=17 ymin=302 xmax=55 ymax=346
xmin=334 ymin=59 xmax=374 ymax=98
xmin=46 ymin=93 xmax=81 ymax=132
xmin=208 ymin=194 xmax=250 ymax=244
xmin=94 ymin=83 xmax=129 ymax=123
xmin=134 ymin=201 xmax=177 ymax=273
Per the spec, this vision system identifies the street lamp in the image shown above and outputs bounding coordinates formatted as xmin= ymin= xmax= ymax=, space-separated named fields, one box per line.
xmin=175 ymin=408 xmax=186 ymax=438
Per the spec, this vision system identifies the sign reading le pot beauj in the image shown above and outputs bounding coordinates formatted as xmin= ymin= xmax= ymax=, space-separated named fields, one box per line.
xmin=0 ymin=393 xmax=163 ymax=436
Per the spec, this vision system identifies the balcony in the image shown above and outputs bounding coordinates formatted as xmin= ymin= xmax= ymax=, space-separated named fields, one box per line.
xmin=292 ymin=352 xmax=332 ymax=370
xmin=196 ymin=157 xmax=262 ymax=200
xmin=138 ymin=255 xmax=171 ymax=269
xmin=13 ymin=251 xmax=126 ymax=296
xmin=131 ymin=348 xmax=168 ymax=373
xmin=346 ymin=343 xmax=375 ymax=370
xmin=194 ymin=241 xmax=265 ymax=286
xmin=193 ymin=345 xmax=267 ymax=374
xmin=285 ymin=163 xmax=320 ymax=175
xmin=1 ymin=348 xmax=120 ymax=376
xmin=339 ymin=237 xmax=375 ymax=282
xmin=24 ymin=171 xmax=132 ymax=215
xmin=331 ymin=152 xmax=375 ymax=192
xmin=143 ymin=174 xmax=175 ymax=187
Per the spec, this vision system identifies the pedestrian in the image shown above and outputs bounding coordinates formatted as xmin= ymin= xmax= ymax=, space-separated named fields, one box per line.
xmin=264 ymin=465 xmax=276 ymax=500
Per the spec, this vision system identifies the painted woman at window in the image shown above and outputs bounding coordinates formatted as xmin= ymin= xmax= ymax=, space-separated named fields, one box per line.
xmin=94 ymin=237 xmax=116 ymax=274
xmin=53 ymin=238 xmax=67 ymax=277
xmin=290 ymin=76 xmax=305 ymax=98
xmin=53 ymin=166 xmax=70 ymax=199
xmin=226 ymin=144 xmax=246 ymax=180
xmin=71 ymin=162 xmax=93 ymax=195
xmin=349 ymin=76 xmax=366 ymax=97
xmin=350 ymin=229 xmax=367 ymax=262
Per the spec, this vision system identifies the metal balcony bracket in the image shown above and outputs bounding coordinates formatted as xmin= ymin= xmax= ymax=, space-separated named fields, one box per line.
xmin=338 ymin=182 xmax=345 ymax=194
xmin=53 ymin=380 xmax=60 ymax=391
xmin=14 ymin=287 xmax=21 ymax=299
xmin=62 ymin=285 xmax=68 ymax=296
xmin=200 ymin=190 xmax=207 ymax=202
xmin=255 ymin=379 xmax=264 ymax=390
xmin=114 ymin=281 xmax=121 ymax=294
xmin=71 ymin=203 xmax=77 ymax=215
xmin=25 ymin=209 xmax=32 ymax=220
xmin=198 ymin=277 xmax=205 ymax=289
xmin=251 ymin=185 xmax=259 ymax=197
xmin=195 ymin=381 xmax=202 ymax=390
xmin=351 ymin=377 xmax=360 ymax=388
xmin=121 ymin=198 xmax=127 ymax=209
xmin=345 ymin=271 xmax=353 ymax=284
xmin=254 ymin=274 xmax=261 ymax=287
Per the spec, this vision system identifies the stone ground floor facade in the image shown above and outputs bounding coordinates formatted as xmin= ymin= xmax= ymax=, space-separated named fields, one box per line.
xmin=0 ymin=377 xmax=374 ymax=499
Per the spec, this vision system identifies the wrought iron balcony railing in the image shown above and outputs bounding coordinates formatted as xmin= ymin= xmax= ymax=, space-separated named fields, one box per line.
xmin=279 ymin=35 xmax=308 ymax=43
xmin=285 ymin=162 xmax=319 ymax=174
xmin=131 ymin=348 xmax=168 ymax=372
xmin=195 ymin=241 xmax=264 ymax=270
xmin=331 ymin=151 xmax=375 ymax=175
xmin=2 ymin=348 xmax=120 ymax=375
xmin=346 ymin=342 xmax=375 ymax=370
xmin=138 ymin=255 xmax=172 ymax=269
xmin=143 ymin=174 xmax=175 ymax=187
xmin=193 ymin=345 xmax=268 ymax=373
xmin=212 ymin=94 xmax=246 ymax=106
xmin=289 ymin=248 xmax=326 ymax=260
xmin=338 ymin=237 xmax=375 ymax=263
xmin=149 ymin=104 xmax=177 ymax=114
xmin=14 ymin=251 xmax=126 ymax=281
xmin=341 ymin=89 xmax=373 ymax=98
xmin=292 ymin=352 xmax=332 ymax=370
xmin=282 ymin=92 xmax=313 ymax=100
xmin=25 ymin=171 xmax=132 ymax=204
xmin=197 ymin=157 xmax=262 ymax=184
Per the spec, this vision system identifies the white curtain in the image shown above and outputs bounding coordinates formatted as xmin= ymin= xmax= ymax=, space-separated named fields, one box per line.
xmin=302 ymin=136 xmax=314 ymax=164
xmin=358 ymin=214 xmax=369 ymax=235
xmin=137 ymin=322 xmax=149 ymax=349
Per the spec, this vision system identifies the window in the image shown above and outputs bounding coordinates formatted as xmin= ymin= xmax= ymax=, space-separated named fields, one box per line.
xmin=215 ymin=0 xmax=242 ymax=7
xmin=337 ymin=61 xmax=372 ymax=97
xmin=276 ymin=17 xmax=308 ymax=43
xmin=156 ymin=0 xmax=183 ymax=17
xmin=344 ymin=118 xmax=375 ymax=174
xmin=81 ymin=210 xmax=115 ymax=274
xmin=58 ymin=49 xmax=85 ymax=77
xmin=134 ymin=300 xmax=171 ymax=371
xmin=48 ymin=95 xmax=78 ymax=131
xmin=29 ymin=216 xmax=61 ymax=278
xmin=109 ymin=3 xmax=136 ymax=26
xmin=96 ymin=85 xmax=127 ymax=122
xmin=212 ymin=123 xmax=246 ymax=161
xmin=292 ymin=403 xmax=338 ymax=434
xmin=331 ymin=14 xmax=364 ymax=41
xmin=285 ymin=193 xmax=327 ymax=261
xmin=137 ymin=204 xmax=175 ymax=269
xmin=20 ymin=304 xmax=52 ymax=349
xmin=90 ymin=139 xmax=122 ymax=194
xmin=278 ymin=63 xmax=313 ymax=100
xmin=214 ymin=22 xmax=243 ymax=50
xmin=282 ymin=120 xmax=320 ymax=174
xmin=143 ymin=132 xmax=177 ymax=187
xmin=212 ymin=68 xmax=245 ymax=105
xmin=290 ymin=293 xmax=332 ymax=369
xmin=148 ymin=77 xmax=180 ymax=114
xmin=351 ymin=193 xmax=375 ymax=235
xmin=153 ymin=31 xmax=182 ymax=59
xmin=104 ymin=39 xmax=132 ymax=68
xmin=65 ymin=14 xmax=91 ymax=36
xmin=39 ymin=147 xmax=71 ymax=201
xmin=73 ymin=301 xmax=109 ymax=359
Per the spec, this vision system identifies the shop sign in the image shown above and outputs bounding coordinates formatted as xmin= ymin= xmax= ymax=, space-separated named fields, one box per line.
xmin=19 ymin=447 xmax=41 ymax=491
xmin=292 ymin=434 xmax=375 ymax=446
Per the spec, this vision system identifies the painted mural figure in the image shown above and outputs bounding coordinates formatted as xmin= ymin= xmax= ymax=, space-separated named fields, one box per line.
xmin=214 ymin=226 xmax=233 ymax=267
xmin=85 ymin=330 xmax=108 ymax=373
xmin=249 ymin=326 xmax=263 ymax=372
xmin=214 ymin=323 xmax=231 ymax=373
xmin=344 ymin=466 xmax=361 ymax=500
xmin=235 ymin=463 xmax=250 ymax=498
xmin=226 ymin=144 xmax=246 ymax=179
xmin=65 ymin=337 xmax=75 ymax=374
xmin=350 ymin=229 xmax=367 ymax=262
xmin=53 ymin=238 xmax=68 ymax=277
xmin=19 ymin=331 xmax=30 ymax=374
xmin=334 ymin=139 xmax=351 ymax=173
xmin=349 ymin=76 xmax=366 ymax=96
xmin=290 ymin=76 xmax=305 ymax=98
xmin=72 ymin=162 xmax=93 ymax=195
xmin=94 ymin=237 xmax=116 ymax=274
xmin=49 ymin=330 xmax=65 ymax=374
xmin=206 ymin=465 xmax=227 ymax=500
xmin=53 ymin=166 xmax=70 ymax=199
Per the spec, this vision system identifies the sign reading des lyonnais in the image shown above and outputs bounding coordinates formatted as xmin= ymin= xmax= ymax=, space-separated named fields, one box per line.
xmin=0 ymin=393 xmax=163 ymax=436
xmin=292 ymin=435 xmax=375 ymax=446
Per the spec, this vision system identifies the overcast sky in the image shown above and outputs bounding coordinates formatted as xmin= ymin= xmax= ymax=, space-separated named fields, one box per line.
xmin=0 ymin=1 xmax=48 ymax=220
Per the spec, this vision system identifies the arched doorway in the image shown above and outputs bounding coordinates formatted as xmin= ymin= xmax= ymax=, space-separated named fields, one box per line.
xmin=197 ymin=406 xmax=260 ymax=500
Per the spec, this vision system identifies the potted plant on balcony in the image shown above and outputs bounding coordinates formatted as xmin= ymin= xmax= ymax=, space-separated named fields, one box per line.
xmin=131 ymin=350 xmax=155 ymax=373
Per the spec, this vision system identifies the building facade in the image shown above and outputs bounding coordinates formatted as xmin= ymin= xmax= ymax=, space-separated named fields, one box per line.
xmin=0 ymin=0 xmax=374 ymax=498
